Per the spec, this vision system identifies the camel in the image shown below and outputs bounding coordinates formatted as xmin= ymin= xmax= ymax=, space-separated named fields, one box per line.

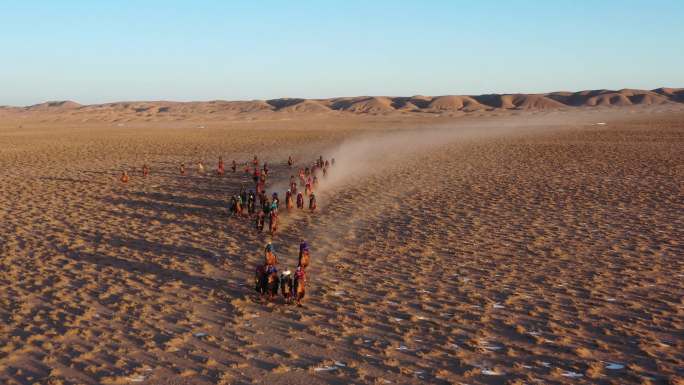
xmin=309 ymin=193 xmax=317 ymax=212
xmin=280 ymin=270 xmax=294 ymax=304
xmin=296 ymin=192 xmax=304 ymax=209
xmin=299 ymin=241 xmax=310 ymax=269
xmin=264 ymin=243 xmax=278 ymax=266
xmin=286 ymin=191 xmax=294 ymax=210
xmin=269 ymin=211 xmax=278 ymax=234
xmin=255 ymin=265 xmax=279 ymax=301
xmin=255 ymin=211 xmax=265 ymax=232
xmin=294 ymin=266 xmax=306 ymax=306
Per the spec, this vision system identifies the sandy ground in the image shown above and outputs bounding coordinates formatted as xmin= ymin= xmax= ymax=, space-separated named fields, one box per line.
xmin=0 ymin=106 xmax=683 ymax=385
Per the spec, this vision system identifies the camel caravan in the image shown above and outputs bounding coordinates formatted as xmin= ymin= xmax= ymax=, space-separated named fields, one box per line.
xmin=228 ymin=154 xmax=327 ymax=236
xmin=255 ymin=240 xmax=310 ymax=306
xmin=120 ymin=152 xmax=335 ymax=307
xmin=229 ymin=154 xmax=332 ymax=306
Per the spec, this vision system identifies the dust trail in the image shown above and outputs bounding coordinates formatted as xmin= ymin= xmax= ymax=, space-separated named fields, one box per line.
xmin=271 ymin=110 xmax=634 ymax=263
xmin=312 ymin=112 xmax=597 ymax=200
xmin=271 ymin=110 xmax=624 ymax=236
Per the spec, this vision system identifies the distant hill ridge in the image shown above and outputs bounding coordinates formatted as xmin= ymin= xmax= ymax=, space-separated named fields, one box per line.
xmin=8 ymin=87 xmax=684 ymax=117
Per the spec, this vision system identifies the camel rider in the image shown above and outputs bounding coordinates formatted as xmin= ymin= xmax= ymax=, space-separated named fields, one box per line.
xmin=299 ymin=240 xmax=310 ymax=269
xmin=235 ymin=195 xmax=243 ymax=215
xmin=294 ymin=265 xmax=306 ymax=306
xmin=239 ymin=186 xmax=246 ymax=203
xmin=229 ymin=196 xmax=237 ymax=214
xmin=268 ymin=202 xmax=278 ymax=234
xmin=296 ymin=191 xmax=304 ymax=209
xmin=285 ymin=189 xmax=293 ymax=209
xmin=265 ymin=242 xmax=278 ymax=266
xmin=263 ymin=198 xmax=271 ymax=216
xmin=255 ymin=210 xmax=265 ymax=232
xmin=217 ymin=157 xmax=225 ymax=175
xmin=248 ymin=190 xmax=256 ymax=214
xmin=309 ymin=192 xmax=317 ymax=212
xmin=259 ymin=244 xmax=277 ymax=294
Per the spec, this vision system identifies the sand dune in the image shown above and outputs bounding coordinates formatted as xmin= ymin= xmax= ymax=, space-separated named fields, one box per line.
xmin=328 ymin=96 xmax=395 ymax=113
xmin=427 ymin=95 xmax=487 ymax=112
xmin=506 ymin=94 xmax=568 ymax=110
xmin=272 ymin=99 xmax=331 ymax=113
xmin=654 ymin=87 xmax=684 ymax=102
xmin=4 ymin=87 xmax=684 ymax=124
xmin=26 ymin=100 xmax=83 ymax=110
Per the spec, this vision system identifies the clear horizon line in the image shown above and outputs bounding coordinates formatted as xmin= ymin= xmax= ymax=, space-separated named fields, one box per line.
xmin=2 ymin=85 xmax=682 ymax=108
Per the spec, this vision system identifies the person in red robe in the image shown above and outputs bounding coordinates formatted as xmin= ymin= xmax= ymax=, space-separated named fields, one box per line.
xmin=217 ymin=157 xmax=225 ymax=175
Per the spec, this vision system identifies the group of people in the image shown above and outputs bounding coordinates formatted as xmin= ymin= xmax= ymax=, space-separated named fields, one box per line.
xmin=119 ymin=152 xmax=336 ymax=307
xmin=119 ymin=163 xmax=149 ymax=183
xmin=242 ymin=155 xmax=333 ymax=306
xmin=229 ymin=189 xmax=281 ymax=233
xmin=255 ymin=240 xmax=310 ymax=306
xmin=181 ymin=156 xmax=236 ymax=176
xmin=228 ymin=154 xmax=334 ymax=235
xmin=244 ymin=155 xmax=333 ymax=306
xmin=119 ymin=156 xmax=241 ymax=183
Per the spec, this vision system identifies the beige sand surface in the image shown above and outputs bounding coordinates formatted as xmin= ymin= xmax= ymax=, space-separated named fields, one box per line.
xmin=0 ymin=105 xmax=683 ymax=385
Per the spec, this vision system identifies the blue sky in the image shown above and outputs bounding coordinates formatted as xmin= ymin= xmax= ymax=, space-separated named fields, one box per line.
xmin=1 ymin=0 xmax=683 ymax=105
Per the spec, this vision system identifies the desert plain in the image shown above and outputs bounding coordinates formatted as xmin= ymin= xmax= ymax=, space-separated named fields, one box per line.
xmin=0 ymin=89 xmax=683 ymax=385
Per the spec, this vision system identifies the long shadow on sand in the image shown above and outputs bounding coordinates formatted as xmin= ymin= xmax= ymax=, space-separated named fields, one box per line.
xmin=104 ymin=234 xmax=218 ymax=261
xmin=64 ymin=249 xmax=242 ymax=298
